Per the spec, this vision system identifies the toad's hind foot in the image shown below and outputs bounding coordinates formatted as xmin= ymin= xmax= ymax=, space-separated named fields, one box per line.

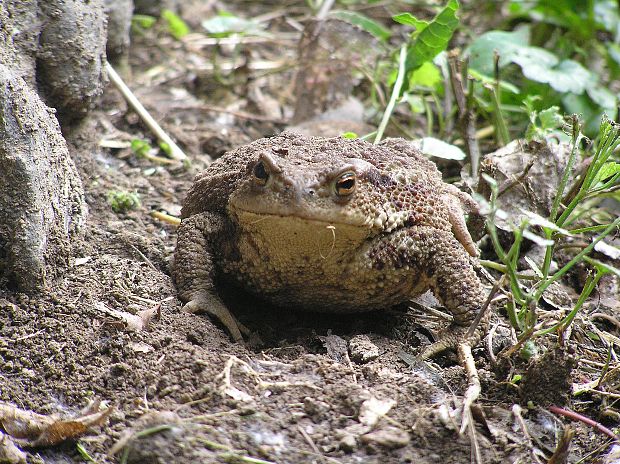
xmin=182 ymin=292 xmax=250 ymax=342
xmin=416 ymin=323 xmax=482 ymax=361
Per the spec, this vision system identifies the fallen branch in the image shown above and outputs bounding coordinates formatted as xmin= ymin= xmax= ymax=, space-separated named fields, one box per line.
xmin=105 ymin=62 xmax=187 ymax=162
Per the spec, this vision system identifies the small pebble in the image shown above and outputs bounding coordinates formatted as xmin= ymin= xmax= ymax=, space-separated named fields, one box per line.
xmin=349 ymin=335 xmax=379 ymax=364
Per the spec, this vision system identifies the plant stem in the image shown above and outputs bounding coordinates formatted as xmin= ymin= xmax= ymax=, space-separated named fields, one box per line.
xmin=536 ymin=216 xmax=620 ymax=298
xmin=375 ymin=45 xmax=407 ymax=144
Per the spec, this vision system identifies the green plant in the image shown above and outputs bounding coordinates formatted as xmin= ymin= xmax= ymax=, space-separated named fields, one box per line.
xmin=131 ymin=14 xmax=157 ymax=31
xmin=464 ymin=1 xmax=619 ymax=137
xmin=201 ymin=11 xmax=265 ymax=38
xmin=483 ymin=116 xmax=620 ymax=355
xmin=108 ymin=190 xmax=141 ymax=214
xmin=161 ymin=9 xmax=190 ymax=40
xmin=374 ymin=0 xmax=460 ymax=143
xmin=131 ymin=138 xmax=152 ymax=158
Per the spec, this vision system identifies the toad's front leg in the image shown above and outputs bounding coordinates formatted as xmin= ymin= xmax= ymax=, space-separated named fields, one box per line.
xmin=173 ymin=212 xmax=248 ymax=342
xmin=373 ymin=225 xmax=488 ymax=358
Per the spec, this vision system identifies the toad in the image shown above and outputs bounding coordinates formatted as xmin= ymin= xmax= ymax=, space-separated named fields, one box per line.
xmin=174 ymin=133 xmax=486 ymax=356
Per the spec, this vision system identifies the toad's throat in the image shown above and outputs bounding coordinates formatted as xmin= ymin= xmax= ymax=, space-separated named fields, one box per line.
xmin=230 ymin=208 xmax=373 ymax=264
xmin=229 ymin=204 xmax=371 ymax=230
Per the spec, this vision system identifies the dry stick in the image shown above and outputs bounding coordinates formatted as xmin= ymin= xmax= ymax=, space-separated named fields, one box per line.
xmin=165 ymin=102 xmax=284 ymax=123
xmin=105 ymin=62 xmax=187 ymax=162
xmin=498 ymin=158 xmax=536 ymax=197
xmin=297 ymin=425 xmax=325 ymax=463
xmin=448 ymin=51 xmax=481 ymax=176
xmin=466 ymin=274 xmax=505 ymax=339
xmin=549 ymin=405 xmax=620 ymax=442
xmin=547 ymin=426 xmax=575 ymax=464
xmin=591 ymin=312 xmax=620 ymax=330
xmin=458 ymin=343 xmax=481 ymax=438
xmin=150 ymin=210 xmax=181 ymax=226
xmin=443 ymin=70 xmax=454 ymax=138
xmin=316 ymin=0 xmax=335 ymax=19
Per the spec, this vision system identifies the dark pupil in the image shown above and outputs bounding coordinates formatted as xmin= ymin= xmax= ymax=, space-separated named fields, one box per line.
xmin=254 ymin=161 xmax=268 ymax=180
xmin=338 ymin=178 xmax=355 ymax=191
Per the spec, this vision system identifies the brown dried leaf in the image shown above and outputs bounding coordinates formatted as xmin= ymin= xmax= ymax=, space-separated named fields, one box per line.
xmin=95 ymin=301 xmax=161 ymax=331
xmin=0 ymin=401 xmax=112 ymax=448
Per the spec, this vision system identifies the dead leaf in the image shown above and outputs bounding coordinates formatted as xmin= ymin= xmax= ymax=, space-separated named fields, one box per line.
xmin=358 ymin=396 xmax=396 ymax=427
xmin=0 ymin=401 xmax=113 ymax=448
xmin=128 ymin=341 xmax=154 ymax=353
xmin=95 ymin=301 xmax=161 ymax=331
xmin=319 ymin=333 xmax=348 ymax=363
xmin=594 ymin=240 xmax=620 ymax=260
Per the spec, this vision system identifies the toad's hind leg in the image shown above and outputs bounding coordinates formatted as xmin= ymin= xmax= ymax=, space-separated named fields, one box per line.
xmin=173 ymin=212 xmax=249 ymax=342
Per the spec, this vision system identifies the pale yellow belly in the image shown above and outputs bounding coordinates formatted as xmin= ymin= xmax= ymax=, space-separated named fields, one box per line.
xmin=221 ymin=211 xmax=427 ymax=312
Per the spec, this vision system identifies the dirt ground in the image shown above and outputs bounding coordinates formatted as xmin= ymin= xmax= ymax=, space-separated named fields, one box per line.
xmin=1 ymin=2 xmax=619 ymax=463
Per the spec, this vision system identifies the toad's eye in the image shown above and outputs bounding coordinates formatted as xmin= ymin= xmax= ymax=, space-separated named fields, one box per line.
xmin=253 ymin=160 xmax=269 ymax=185
xmin=335 ymin=171 xmax=356 ymax=196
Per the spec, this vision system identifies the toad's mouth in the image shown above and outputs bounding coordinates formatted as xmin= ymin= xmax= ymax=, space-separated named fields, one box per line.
xmin=228 ymin=203 xmax=373 ymax=229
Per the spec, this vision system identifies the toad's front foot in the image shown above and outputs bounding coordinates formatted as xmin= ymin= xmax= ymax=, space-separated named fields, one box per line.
xmin=182 ymin=292 xmax=250 ymax=342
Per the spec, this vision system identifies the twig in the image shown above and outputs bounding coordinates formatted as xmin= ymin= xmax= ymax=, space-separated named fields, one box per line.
xmin=297 ymin=425 xmax=325 ymax=462
xmin=467 ymin=274 xmax=505 ymax=339
xmin=150 ymin=211 xmax=181 ymax=226
xmin=105 ymin=62 xmax=187 ymax=162
xmin=448 ymin=51 xmax=481 ymax=176
xmin=460 ymin=343 xmax=483 ymax=464
xmin=486 ymin=323 xmax=499 ymax=365
xmin=547 ymin=426 xmax=575 ymax=464
xmin=590 ymin=312 xmax=620 ymax=330
xmin=498 ymin=158 xmax=536 ymax=197
xmin=512 ymin=404 xmax=546 ymax=464
xmin=316 ymin=0 xmax=335 ymax=19
xmin=169 ymin=102 xmax=285 ymax=123
xmin=549 ymin=405 xmax=619 ymax=442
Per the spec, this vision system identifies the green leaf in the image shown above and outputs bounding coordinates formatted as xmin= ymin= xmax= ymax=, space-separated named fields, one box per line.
xmin=392 ymin=12 xmax=428 ymax=32
xmin=537 ymin=106 xmax=563 ymax=130
xmin=562 ymin=93 xmax=606 ymax=135
xmin=525 ymin=105 xmax=564 ymax=142
xmin=594 ymin=0 xmax=620 ymax=34
xmin=587 ymin=85 xmax=617 ymax=111
xmin=593 ymin=162 xmax=620 ymax=183
xmin=331 ymin=10 xmax=391 ymax=41
xmin=404 ymin=94 xmax=425 ymax=113
xmin=468 ymin=29 xmax=598 ymax=95
xmin=161 ymin=9 xmax=190 ymax=40
xmin=519 ymin=340 xmax=538 ymax=360
xmin=408 ymin=61 xmax=441 ymax=88
xmin=132 ymin=14 xmax=156 ymax=29
xmin=404 ymin=0 xmax=460 ymax=72
xmin=608 ymin=43 xmax=620 ymax=67
xmin=512 ymin=53 xmax=593 ymax=93
xmin=131 ymin=139 xmax=152 ymax=158
xmin=466 ymin=29 xmax=530 ymax=75
xmin=202 ymin=13 xmax=265 ymax=37
xmin=584 ymin=257 xmax=620 ymax=277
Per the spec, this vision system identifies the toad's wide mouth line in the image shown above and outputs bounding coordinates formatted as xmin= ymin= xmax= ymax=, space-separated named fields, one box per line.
xmin=229 ymin=205 xmax=370 ymax=228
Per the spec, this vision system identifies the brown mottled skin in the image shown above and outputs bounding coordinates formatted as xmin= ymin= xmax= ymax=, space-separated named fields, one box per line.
xmin=174 ymin=133 xmax=486 ymax=356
